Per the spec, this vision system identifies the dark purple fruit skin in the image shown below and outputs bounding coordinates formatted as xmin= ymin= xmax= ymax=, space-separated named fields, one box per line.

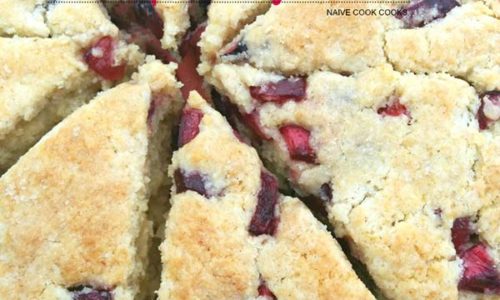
xmin=178 ymin=108 xmax=204 ymax=148
xmin=174 ymin=169 xmax=208 ymax=197
xmin=477 ymin=91 xmax=500 ymax=130
xmin=68 ymin=286 xmax=112 ymax=300
xmin=249 ymin=172 xmax=280 ymax=236
xmin=250 ymin=77 xmax=307 ymax=104
xmin=134 ymin=0 xmax=164 ymax=39
xmin=319 ymin=183 xmax=332 ymax=203
xmin=397 ymin=0 xmax=459 ymax=28
xmin=223 ymin=41 xmax=248 ymax=56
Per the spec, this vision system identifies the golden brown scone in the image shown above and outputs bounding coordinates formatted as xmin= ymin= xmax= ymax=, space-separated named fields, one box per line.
xmin=0 ymin=35 xmax=143 ymax=174
xmin=155 ymin=2 xmax=190 ymax=51
xmin=0 ymin=59 xmax=182 ymax=300
xmin=0 ymin=0 xmax=117 ymax=39
xmin=211 ymin=63 xmax=500 ymax=299
xmin=385 ymin=1 xmax=500 ymax=92
xmin=158 ymin=92 xmax=374 ymax=300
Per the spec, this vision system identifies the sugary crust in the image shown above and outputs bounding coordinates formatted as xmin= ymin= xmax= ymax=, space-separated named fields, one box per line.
xmin=158 ymin=92 xmax=374 ymax=300
xmin=211 ymin=63 xmax=499 ymax=299
xmin=385 ymin=2 xmax=500 ymax=92
xmin=0 ymin=60 xmax=181 ymax=300
xmin=155 ymin=3 xmax=190 ymax=51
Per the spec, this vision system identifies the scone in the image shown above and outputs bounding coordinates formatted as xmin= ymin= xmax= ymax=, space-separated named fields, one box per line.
xmin=210 ymin=62 xmax=500 ymax=300
xmin=0 ymin=33 xmax=143 ymax=173
xmin=0 ymin=0 xmax=118 ymax=40
xmin=157 ymin=92 xmax=375 ymax=300
xmin=200 ymin=0 xmax=499 ymax=91
xmin=0 ymin=59 xmax=183 ymax=300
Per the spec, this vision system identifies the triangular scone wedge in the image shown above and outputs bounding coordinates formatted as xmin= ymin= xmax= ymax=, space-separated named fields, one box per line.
xmin=0 ymin=35 xmax=143 ymax=173
xmin=0 ymin=59 xmax=182 ymax=300
xmin=157 ymin=92 xmax=374 ymax=300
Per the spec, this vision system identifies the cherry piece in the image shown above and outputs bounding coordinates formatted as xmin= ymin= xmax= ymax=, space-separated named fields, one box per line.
xmin=127 ymin=25 xmax=177 ymax=64
xmin=69 ymin=286 xmax=112 ymax=300
xmin=258 ymin=281 xmax=277 ymax=300
xmin=477 ymin=91 xmax=500 ymax=130
xmin=319 ymin=183 xmax=333 ymax=203
xmin=241 ymin=110 xmax=271 ymax=141
xmin=134 ymin=0 xmax=164 ymax=39
xmin=377 ymin=99 xmax=410 ymax=118
xmin=249 ymin=172 xmax=280 ymax=236
xmin=250 ymin=78 xmax=306 ymax=104
xmin=459 ymin=243 xmax=500 ymax=294
xmin=397 ymin=0 xmax=459 ymax=28
xmin=174 ymin=169 xmax=208 ymax=197
xmin=452 ymin=217 xmax=472 ymax=255
xmin=177 ymin=24 xmax=208 ymax=100
xmin=178 ymin=108 xmax=204 ymax=147
xmin=83 ymin=36 xmax=126 ymax=81
xmin=279 ymin=125 xmax=317 ymax=163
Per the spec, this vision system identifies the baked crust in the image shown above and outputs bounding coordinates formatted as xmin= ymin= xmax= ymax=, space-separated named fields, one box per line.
xmin=158 ymin=92 xmax=374 ymax=300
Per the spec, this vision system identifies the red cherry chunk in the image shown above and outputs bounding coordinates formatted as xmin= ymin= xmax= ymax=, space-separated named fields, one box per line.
xmin=452 ymin=217 xmax=472 ymax=255
xmin=174 ymin=169 xmax=208 ymax=197
xmin=249 ymin=172 xmax=280 ymax=236
xmin=69 ymin=286 xmax=112 ymax=300
xmin=178 ymin=108 xmax=204 ymax=147
xmin=84 ymin=36 xmax=126 ymax=81
xmin=459 ymin=243 xmax=500 ymax=294
xmin=279 ymin=125 xmax=316 ymax=163
xmin=258 ymin=281 xmax=277 ymax=300
xmin=250 ymin=77 xmax=306 ymax=104
xmin=377 ymin=99 xmax=410 ymax=118
xmin=241 ymin=110 xmax=271 ymax=140
xmin=397 ymin=0 xmax=459 ymax=28
xmin=477 ymin=91 xmax=500 ymax=130
xmin=177 ymin=24 xmax=208 ymax=100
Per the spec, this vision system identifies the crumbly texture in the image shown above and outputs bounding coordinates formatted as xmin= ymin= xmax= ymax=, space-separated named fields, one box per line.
xmin=158 ymin=92 xmax=374 ymax=300
xmin=0 ymin=36 xmax=143 ymax=174
xmin=0 ymin=1 xmax=117 ymax=40
xmin=155 ymin=3 xmax=190 ymax=51
xmin=385 ymin=2 xmax=500 ymax=92
xmin=211 ymin=62 xmax=499 ymax=300
xmin=202 ymin=1 xmax=499 ymax=91
xmin=0 ymin=60 xmax=182 ymax=300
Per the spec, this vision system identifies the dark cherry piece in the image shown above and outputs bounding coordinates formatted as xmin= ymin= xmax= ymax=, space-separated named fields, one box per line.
xmin=242 ymin=110 xmax=271 ymax=140
xmin=319 ymin=183 xmax=333 ymax=203
xmin=134 ymin=0 xmax=164 ymax=39
xmin=223 ymin=41 xmax=248 ymax=57
xmin=397 ymin=0 xmax=459 ymax=28
xmin=177 ymin=24 xmax=208 ymax=100
xmin=258 ymin=281 xmax=277 ymax=299
xmin=477 ymin=91 xmax=500 ymax=130
xmin=279 ymin=125 xmax=317 ymax=163
xmin=69 ymin=286 xmax=112 ymax=300
xmin=249 ymin=172 xmax=280 ymax=236
xmin=377 ymin=99 xmax=410 ymax=118
xmin=83 ymin=36 xmax=126 ymax=81
xmin=178 ymin=108 xmax=204 ymax=147
xmin=250 ymin=78 xmax=306 ymax=104
xmin=174 ymin=169 xmax=208 ymax=197
xmin=452 ymin=217 xmax=472 ymax=255
xmin=127 ymin=25 xmax=177 ymax=64
xmin=459 ymin=243 xmax=500 ymax=294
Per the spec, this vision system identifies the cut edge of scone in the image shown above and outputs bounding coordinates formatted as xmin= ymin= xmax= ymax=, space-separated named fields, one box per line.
xmin=0 ymin=58 xmax=181 ymax=300
xmin=157 ymin=91 xmax=375 ymax=300
xmin=0 ymin=34 xmax=144 ymax=174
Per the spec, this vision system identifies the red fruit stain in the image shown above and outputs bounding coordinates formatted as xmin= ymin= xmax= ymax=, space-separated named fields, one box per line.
xmin=279 ymin=124 xmax=317 ymax=163
xmin=249 ymin=172 xmax=280 ymax=236
xmin=258 ymin=281 xmax=277 ymax=299
xmin=241 ymin=110 xmax=271 ymax=141
xmin=177 ymin=23 xmax=209 ymax=101
xmin=250 ymin=77 xmax=306 ymax=104
xmin=151 ymin=0 xmax=157 ymax=6
xmin=377 ymin=98 xmax=410 ymax=118
xmin=83 ymin=36 xmax=126 ymax=81
xmin=178 ymin=108 xmax=204 ymax=147
xmin=272 ymin=0 xmax=282 ymax=5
